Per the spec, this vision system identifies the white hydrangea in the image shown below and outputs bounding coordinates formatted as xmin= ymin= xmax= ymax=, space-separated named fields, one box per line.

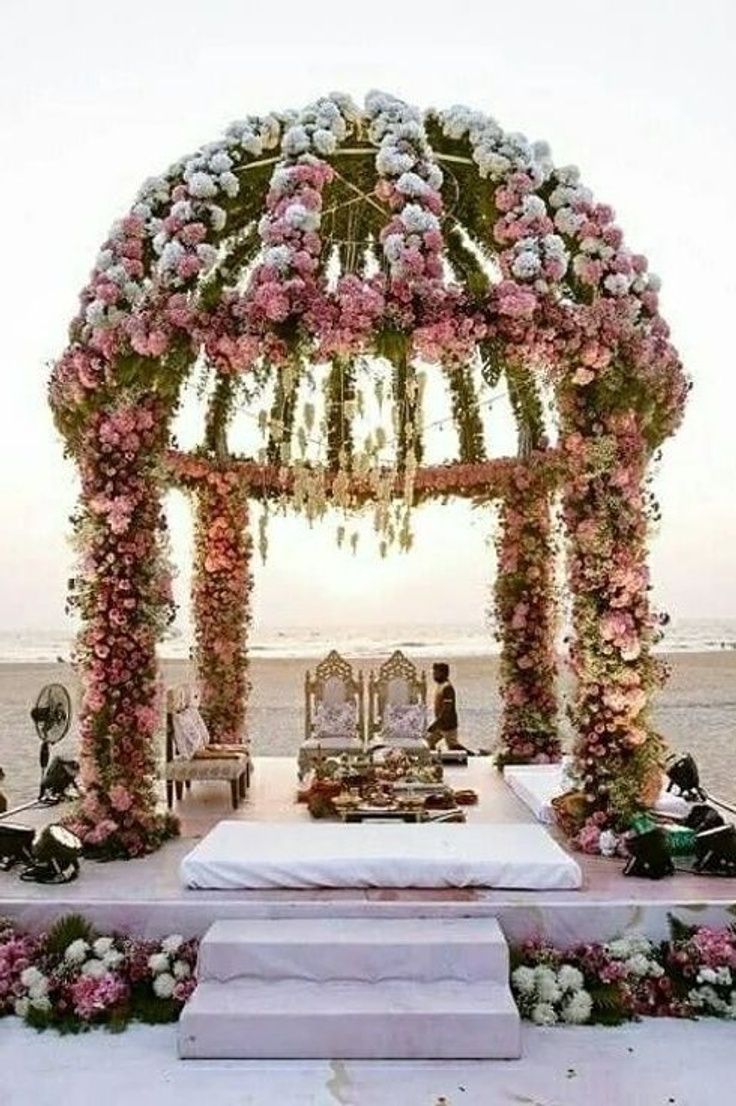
xmin=603 ymin=272 xmax=632 ymax=296
xmin=511 ymin=248 xmax=541 ymax=280
xmin=161 ymin=934 xmax=184 ymax=956
xmin=93 ymin=937 xmax=114 ymax=958
xmin=96 ymin=248 xmax=114 ymax=271
xmin=64 ymin=939 xmax=90 ymax=966
xmin=208 ymin=151 xmax=233 ymax=175
xmin=210 ymin=206 xmax=227 ymax=232
xmin=399 ymin=204 xmax=439 ymax=234
xmin=284 ymin=203 xmax=320 ymax=231
xmin=186 ymin=171 xmax=219 ymax=199
xmin=196 ymin=243 xmax=219 ymax=271
xmin=85 ymin=301 xmax=107 ymax=327
xmin=159 ymin=240 xmax=185 ymax=271
xmin=20 ymin=966 xmax=48 ymax=997
xmin=312 ymin=128 xmax=337 ymax=156
xmin=153 ymin=972 xmax=176 ymax=999
xmin=396 ymin=172 xmax=430 ymax=198
xmin=263 ymin=245 xmax=293 ymax=273
xmin=282 ymin=125 xmax=310 ymax=157
xmin=382 ymin=234 xmax=404 ymax=265
xmin=521 ymin=195 xmax=547 ymax=220
xmin=219 ymin=171 xmax=240 ymax=198
xmin=555 ymin=207 xmax=586 ymax=236
xmin=375 ymin=145 xmax=414 ymax=177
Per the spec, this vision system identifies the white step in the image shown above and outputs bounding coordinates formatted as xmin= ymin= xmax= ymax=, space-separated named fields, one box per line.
xmin=197 ymin=917 xmax=509 ymax=984
xmin=179 ymin=978 xmax=521 ymax=1059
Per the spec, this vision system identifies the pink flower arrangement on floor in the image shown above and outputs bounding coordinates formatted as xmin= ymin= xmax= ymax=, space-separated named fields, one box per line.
xmin=2 ymin=915 xmax=198 ymax=1033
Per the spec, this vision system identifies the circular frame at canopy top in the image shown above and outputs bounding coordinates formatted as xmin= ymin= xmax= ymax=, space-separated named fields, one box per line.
xmin=50 ymin=91 xmax=687 ymax=860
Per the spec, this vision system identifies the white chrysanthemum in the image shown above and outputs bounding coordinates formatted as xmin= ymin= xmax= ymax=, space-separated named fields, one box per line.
xmin=81 ymin=957 xmax=108 ymax=979
xmin=153 ymin=972 xmax=176 ymax=999
xmin=282 ymin=125 xmax=310 ymax=157
xmin=21 ymin=967 xmax=48 ymax=996
xmin=161 ymin=934 xmax=184 ymax=956
xmin=64 ymin=939 xmax=90 ymax=966
xmin=187 ymin=171 xmax=218 ymax=199
xmin=531 ymin=1002 xmax=557 ymax=1026
xmin=558 ymin=964 xmax=584 ymax=993
xmin=93 ymin=937 xmax=114 ymax=958
xmin=534 ymin=967 xmax=561 ymax=1004
xmin=598 ymin=830 xmax=619 ymax=858
xmin=511 ymin=966 xmax=536 ymax=996
xmin=173 ymin=960 xmax=191 ymax=980
xmin=148 ymin=952 xmax=170 ymax=975
xmin=561 ymin=990 xmax=593 ymax=1025
xmin=698 ymin=967 xmax=717 ymax=985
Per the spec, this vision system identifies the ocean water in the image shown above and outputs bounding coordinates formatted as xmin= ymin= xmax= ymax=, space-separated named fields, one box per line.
xmin=0 ymin=618 xmax=735 ymax=664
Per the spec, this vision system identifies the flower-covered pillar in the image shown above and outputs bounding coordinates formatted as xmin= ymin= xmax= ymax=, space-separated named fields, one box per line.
xmin=494 ymin=462 xmax=561 ymax=765
xmin=67 ymin=397 xmax=177 ymax=858
xmin=191 ymin=469 xmax=252 ymax=744
xmin=561 ymin=393 xmax=666 ymax=837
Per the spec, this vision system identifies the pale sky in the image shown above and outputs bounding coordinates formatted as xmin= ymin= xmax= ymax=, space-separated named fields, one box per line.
xmin=1 ymin=0 xmax=734 ymax=635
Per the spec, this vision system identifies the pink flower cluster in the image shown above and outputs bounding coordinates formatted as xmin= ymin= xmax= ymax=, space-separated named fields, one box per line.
xmin=0 ymin=929 xmax=40 ymax=1015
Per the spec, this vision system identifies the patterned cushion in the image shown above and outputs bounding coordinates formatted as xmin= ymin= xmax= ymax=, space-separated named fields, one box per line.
xmin=383 ymin=703 xmax=426 ymax=741
xmin=313 ymin=701 xmax=358 ymax=738
xmin=164 ymin=758 xmax=245 ymax=782
xmin=172 ymin=706 xmax=209 ymax=759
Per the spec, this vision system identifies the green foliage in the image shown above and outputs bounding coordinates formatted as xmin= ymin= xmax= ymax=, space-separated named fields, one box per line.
xmin=443 ymin=364 xmax=486 ymax=463
xmin=44 ymin=914 xmax=94 ymax=959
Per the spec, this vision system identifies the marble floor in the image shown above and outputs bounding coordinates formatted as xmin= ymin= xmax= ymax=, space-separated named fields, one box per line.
xmin=0 ymin=1016 xmax=731 ymax=1106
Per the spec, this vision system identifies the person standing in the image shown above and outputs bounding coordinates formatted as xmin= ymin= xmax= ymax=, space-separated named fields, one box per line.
xmin=426 ymin=662 xmax=474 ymax=753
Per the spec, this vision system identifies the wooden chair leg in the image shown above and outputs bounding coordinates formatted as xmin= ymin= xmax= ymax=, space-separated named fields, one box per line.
xmin=230 ymin=780 xmax=239 ymax=809
xmin=166 ymin=781 xmax=174 ymax=809
xmin=175 ymin=781 xmax=184 ymax=801
xmin=239 ymin=771 xmax=246 ymax=799
xmin=185 ymin=780 xmax=192 ymax=792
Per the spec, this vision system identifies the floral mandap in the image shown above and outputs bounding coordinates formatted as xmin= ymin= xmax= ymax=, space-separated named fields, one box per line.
xmin=49 ymin=92 xmax=688 ymax=859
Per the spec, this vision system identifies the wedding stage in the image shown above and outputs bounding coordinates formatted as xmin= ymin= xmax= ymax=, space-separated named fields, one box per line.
xmin=180 ymin=821 xmax=582 ymax=891
xmin=1 ymin=758 xmax=733 ymax=948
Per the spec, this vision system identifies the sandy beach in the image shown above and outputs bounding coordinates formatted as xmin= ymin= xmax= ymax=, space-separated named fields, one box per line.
xmin=0 ymin=652 xmax=734 ymax=809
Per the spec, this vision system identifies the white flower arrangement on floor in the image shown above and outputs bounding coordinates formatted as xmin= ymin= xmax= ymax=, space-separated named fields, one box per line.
xmin=511 ymin=962 xmax=594 ymax=1025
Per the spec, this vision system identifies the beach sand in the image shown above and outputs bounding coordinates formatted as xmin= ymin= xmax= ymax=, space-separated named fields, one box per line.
xmin=0 ymin=653 xmax=734 ymax=808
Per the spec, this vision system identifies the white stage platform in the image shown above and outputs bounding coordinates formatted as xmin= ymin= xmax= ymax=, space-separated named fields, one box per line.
xmin=504 ymin=763 xmax=691 ymax=824
xmin=180 ymin=821 xmax=582 ymax=891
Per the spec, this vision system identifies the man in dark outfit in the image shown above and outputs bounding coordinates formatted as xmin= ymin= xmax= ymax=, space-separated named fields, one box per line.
xmin=426 ymin=662 xmax=474 ymax=753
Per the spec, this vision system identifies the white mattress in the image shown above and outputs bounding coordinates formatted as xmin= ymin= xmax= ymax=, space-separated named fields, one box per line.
xmin=180 ymin=821 xmax=582 ymax=891
xmin=504 ymin=763 xmax=691 ymax=824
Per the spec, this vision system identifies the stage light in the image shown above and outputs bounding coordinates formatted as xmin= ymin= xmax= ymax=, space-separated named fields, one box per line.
xmin=623 ymin=827 xmax=675 ymax=880
xmin=684 ymin=804 xmax=724 ymax=833
xmin=666 ymin=754 xmax=706 ymax=802
xmin=19 ymin=824 xmax=82 ymax=884
xmin=0 ymin=824 xmax=35 ymax=870
xmin=694 ymin=825 xmax=736 ymax=876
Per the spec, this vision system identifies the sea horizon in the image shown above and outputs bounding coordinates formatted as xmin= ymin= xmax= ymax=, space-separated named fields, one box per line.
xmin=1 ymin=616 xmax=735 ymax=664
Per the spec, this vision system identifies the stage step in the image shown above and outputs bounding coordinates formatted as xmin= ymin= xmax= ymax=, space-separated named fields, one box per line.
xmin=197 ymin=916 xmax=510 ymax=983
xmin=179 ymin=917 xmax=521 ymax=1059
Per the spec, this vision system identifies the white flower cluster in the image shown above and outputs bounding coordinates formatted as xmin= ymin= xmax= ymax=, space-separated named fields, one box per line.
xmin=690 ymin=967 xmax=736 ymax=1018
xmin=279 ymin=93 xmax=359 ymax=162
xmin=147 ymin=933 xmax=191 ymax=1000
xmin=511 ymin=962 xmax=593 ymax=1026
xmin=438 ymin=104 xmax=552 ymax=186
xmin=605 ymin=935 xmax=664 ymax=979
xmin=510 ymin=233 xmax=569 ymax=289
xmin=365 ymin=91 xmax=443 ymax=279
xmin=15 ymin=966 xmax=51 ymax=1018
xmin=62 ymin=934 xmax=125 ymax=979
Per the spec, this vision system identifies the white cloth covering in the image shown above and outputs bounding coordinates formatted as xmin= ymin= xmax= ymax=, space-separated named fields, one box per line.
xmin=503 ymin=763 xmax=691 ymax=824
xmin=180 ymin=821 xmax=582 ymax=891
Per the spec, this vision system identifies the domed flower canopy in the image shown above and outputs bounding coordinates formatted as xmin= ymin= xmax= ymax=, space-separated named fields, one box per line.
xmin=50 ymin=92 xmax=687 ymax=859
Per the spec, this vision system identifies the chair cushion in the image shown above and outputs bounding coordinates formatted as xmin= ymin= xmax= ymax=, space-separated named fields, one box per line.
xmin=383 ymin=703 xmax=426 ymax=741
xmin=313 ymin=701 xmax=358 ymax=739
xmin=172 ymin=706 xmax=209 ymax=759
xmin=165 ymin=758 xmax=245 ymax=782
